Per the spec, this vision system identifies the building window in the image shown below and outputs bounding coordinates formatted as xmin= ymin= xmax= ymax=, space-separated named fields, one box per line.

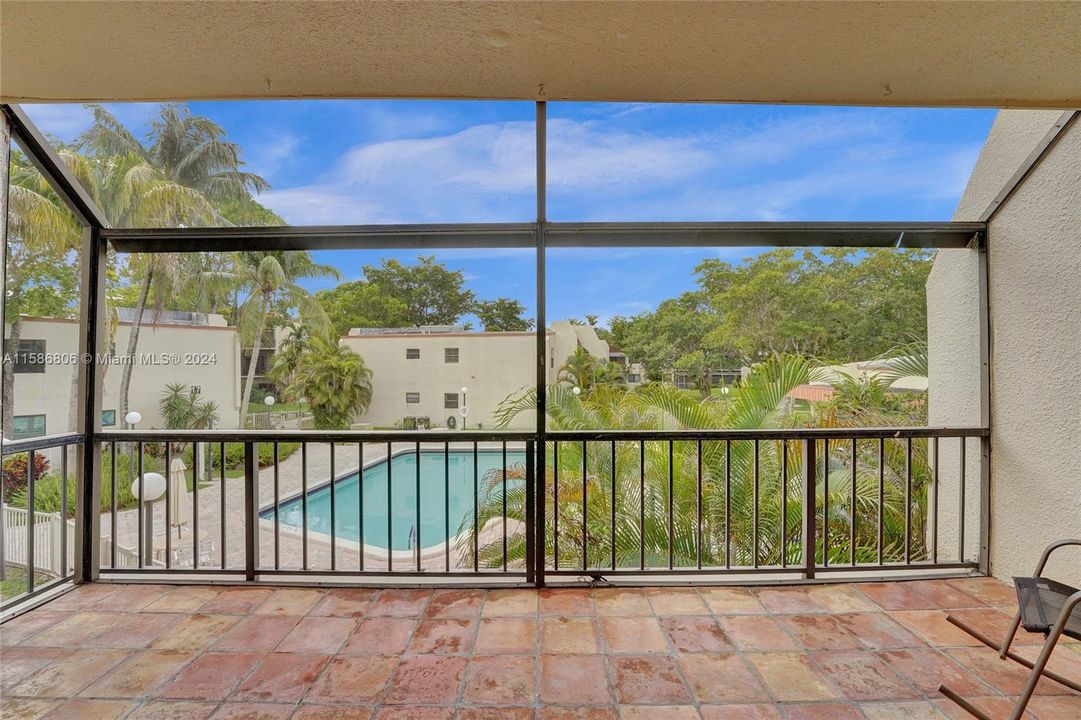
xmin=406 ymin=392 xmax=421 ymax=404
xmin=102 ymin=409 xmax=117 ymax=427
xmin=4 ymin=339 xmax=46 ymax=374
xmin=13 ymin=414 xmax=46 ymax=440
xmin=406 ymin=348 xmax=420 ymax=359
xmin=444 ymin=393 xmax=459 ymax=409
xmin=628 ymin=374 xmax=641 ymax=383
xmin=444 ymin=347 xmax=459 ymax=363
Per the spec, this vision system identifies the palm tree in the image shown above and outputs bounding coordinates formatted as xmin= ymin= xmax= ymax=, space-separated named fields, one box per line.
xmin=159 ymin=382 xmax=220 ymax=430
xmin=224 ymin=251 xmax=339 ymax=426
xmin=469 ymin=353 xmax=925 ymax=570
xmin=286 ymin=337 xmax=374 ymax=430
xmin=556 ymin=346 xmax=624 ymax=392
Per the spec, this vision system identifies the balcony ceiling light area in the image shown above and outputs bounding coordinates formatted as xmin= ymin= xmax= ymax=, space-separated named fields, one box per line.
xmin=2 ymin=1 xmax=1080 ymax=107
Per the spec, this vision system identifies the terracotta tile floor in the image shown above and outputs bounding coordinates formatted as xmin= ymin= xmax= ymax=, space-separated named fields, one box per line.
xmin=1 ymin=578 xmax=1079 ymax=719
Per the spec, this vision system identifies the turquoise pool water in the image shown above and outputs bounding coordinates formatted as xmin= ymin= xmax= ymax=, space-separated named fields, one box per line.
xmin=265 ymin=449 xmax=525 ymax=551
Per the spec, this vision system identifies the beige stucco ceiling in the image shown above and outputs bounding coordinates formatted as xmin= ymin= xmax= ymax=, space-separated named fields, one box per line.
xmin=2 ymin=1 xmax=1080 ymax=108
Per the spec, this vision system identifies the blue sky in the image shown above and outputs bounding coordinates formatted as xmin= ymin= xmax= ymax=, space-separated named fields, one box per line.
xmin=25 ymin=100 xmax=995 ymax=326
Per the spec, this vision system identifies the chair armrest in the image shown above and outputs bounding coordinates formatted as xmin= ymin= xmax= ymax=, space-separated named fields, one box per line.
xmin=1034 ymin=539 xmax=1081 ymax=577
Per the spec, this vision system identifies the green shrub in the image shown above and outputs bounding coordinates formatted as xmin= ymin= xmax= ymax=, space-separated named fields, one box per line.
xmin=10 ymin=450 xmax=138 ymax=516
xmin=210 ymin=442 xmax=301 ymax=471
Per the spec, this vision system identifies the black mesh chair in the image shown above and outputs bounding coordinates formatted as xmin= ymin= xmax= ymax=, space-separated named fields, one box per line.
xmin=940 ymin=539 xmax=1081 ymax=720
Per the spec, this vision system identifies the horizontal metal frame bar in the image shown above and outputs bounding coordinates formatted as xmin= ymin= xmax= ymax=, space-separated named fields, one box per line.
xmin=95 ymin=430 xmax=534 ymax=443
xmin=546 ymin=222 xmax=985 ymax=248
xmin=1 ymin=433 xmax=84 ymax=455
xmin=101 ymin=221 xmax=985 ymax=254
xmin=0 ymin=575 xmax=74 ymax=612
xmin=100 ymin=568 xmax=528 ymax=578
xmin=545 ymin=561 xmax=979 ymax=576
xmin=104 ymin=223 xmax=537 ymax=253
xmin=3 ymin=105 xmax=109 ymax=229
xmin=546 ymin=426 xmax=989 ymax=441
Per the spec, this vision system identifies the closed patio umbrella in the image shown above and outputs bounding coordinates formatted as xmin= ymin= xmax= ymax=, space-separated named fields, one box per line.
xmin=168 ymin=455 xmax=190 ymax=537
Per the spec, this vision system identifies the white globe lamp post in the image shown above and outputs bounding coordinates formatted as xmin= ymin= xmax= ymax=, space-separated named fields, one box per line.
xmin=264 ymin=395 xmax=276 ymax=429
xmin=458 ymin=386 xmax=469 ymax=430
xmin=131 ymin=471 xmax=167 ymax=564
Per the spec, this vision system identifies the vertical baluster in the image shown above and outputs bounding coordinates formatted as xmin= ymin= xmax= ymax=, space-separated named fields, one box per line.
xmin=753 ymin=439 xmax=759 ymax=569
xmin=822 ymin=438 xmax=830 ymax=568
xmin=851 ymin=439 xmax=858 ymax=566
xmin=877 ymin=437 xmax=884 ymax=564
xmin=932 ymin=436 xmax=939 ymax=565
xmin=631 ymin=441 xmax=639 ymax=570
xmin=331 ymin=443 xmax=337 ymax=572
xmin=301 ymin=442 xmax=308 ymax=571
xmin=554 ymin=441 xmax=560 ymax=571
xmin=27 ymin=451 xmax=36 ymax=593
xmin=611 ymin=439 xmax=617 ymax=571
xmin=218 ymin=442 xmax=225 ymax=569
xmin=582 ymin=440 xmax=588 ymax=571
xmin=416 ymin=441 xmax=422 ymax=572
xmin=139 ymin=442 xmax=145 ymax=568
xmin=387 ymin=441 xmax=393 ymax=572
xmin=358 ymin=442 xmax=365 ymax=572
xmin=192 ymin=442 xmax=200 ymax=571
xmin=802 ymin=439 xmax=817 ymax=579
xmin=502 ymin=441 xmax=507 ymax=572
xmin=667 ymin=440 xmax=674 ymax=570
xmin=61 ymin=446 xmax=68 ymax=577
xmin=472 ymin=442 xmax=478 ymax=573
xmin=959 ymin=438 xmax=966 ymax=562
xmin=165 ymin=443 xmax=172 ymax=570
xmin=110 ymin=441 xmax=117 ymax=569
xmin=696 ymin=440 xmax=702 ymax=570
xmin=781 ymin=439 xmax=788 ymax=568
xmin=725 ymin=439 xmax=731 ymax=569
xmin=273 ymin=443 xmax=280 ymax=570
xmin=905 ymin=437 xmax=913 ymax=564
xmin=444 ymin=441 xmax=450 ymax=573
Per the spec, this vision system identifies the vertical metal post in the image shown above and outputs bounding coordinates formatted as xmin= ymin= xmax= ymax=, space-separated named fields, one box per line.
xmin=802 ymin=439 xmax=817 ymax=579
xmin=976 ymin=233 xmax=992 ymax=575
xmin=244 ymin=442 xmax=257 ymax=581
xmin=525 ymin=439 xmax=535 ymax=582
xmin=26 ymin=450 xmax=36 ymax=592
xmin=534 ymin=100 xmax=547 ymax=587
xmin=75 ymin=225 xmax=104 ymax=584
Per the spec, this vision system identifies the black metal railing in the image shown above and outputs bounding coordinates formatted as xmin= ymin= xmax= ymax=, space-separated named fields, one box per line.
xmin=0 ymin=426 xmax=983 ymax=595
xmin=0 ymin=433 xmax=82 ymax=610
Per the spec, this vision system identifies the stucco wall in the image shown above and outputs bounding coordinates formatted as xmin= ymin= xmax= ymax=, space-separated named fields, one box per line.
xmin=928 ymin=110 xmax=1081 ymax=586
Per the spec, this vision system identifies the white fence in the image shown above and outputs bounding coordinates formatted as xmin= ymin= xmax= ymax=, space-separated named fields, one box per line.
xmin=2 ymin=504 xmax=140 ymax=577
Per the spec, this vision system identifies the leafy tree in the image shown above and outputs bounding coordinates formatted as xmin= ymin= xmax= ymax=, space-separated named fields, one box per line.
xmin=362 ymin=256 xmax=475 ymax=327
xmin=286 ymin=337 xmax=374 ymax=429
xmin=557 ymin=346 xmax=624 ymax=391
xmin=609 ymin=291 xmax=720 ymax=382
xmin=474 ymin=298 xmax=534 ymax=331
xmin=159 ymin=382 xmax=220 ymax=430
xmin=316 ymin=280 xmax=411 ymax=336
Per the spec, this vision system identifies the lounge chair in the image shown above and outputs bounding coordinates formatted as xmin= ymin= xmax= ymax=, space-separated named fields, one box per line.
xmin=939 ymin=539 xmax=1081 ymax=720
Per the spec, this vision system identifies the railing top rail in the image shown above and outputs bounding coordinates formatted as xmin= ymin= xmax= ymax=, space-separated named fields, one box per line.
xmin=545 ymin=426 xmax=989 ymax=441
xmin=1 ymin=432 xmax=84 ymax=455
xmin=94 ymin=429 xmax=537 ymax=443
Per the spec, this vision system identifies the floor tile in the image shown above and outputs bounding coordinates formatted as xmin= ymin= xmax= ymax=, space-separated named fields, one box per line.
xmin=9 ymin=648 xmax=129 ymax=698
xmin=600 ymin=616 xmax=669 ymax=653
xmin=407 ymin=618 xmax=476 ymax=654
xmin=0 ymin=698 xmax=62 ymax=720
xmin=232 ymin=652 xmax=329 ymax=702
xmin=1 ymin=647 xmax=65 ymax=692
xmin=275 ymin=615 xmax=355 ymax=653
xmin=368 ymin=588 xmax=431 ymax=617
xmin=79 ymin=649 xmax=194 ymax=698
xmin=540 ymin=654 xmax=612 ymax=705
xmin=880 ymin=648 xmax=995 ymax=696
xmin=934 ymin=696 xmax=1034 ymax=720
xmin=85 ymin=612 xmax=187 ymax=649
xmin=209 ymin=702 xmax=294 ymax=719
xmin=945 ymin=647 xmax=1071 ymax=696
xmin=948 ymin=607 xmax=1042 ymax=646
xmin=645 ymin=588 xmax=711 ymax=615
xmin=698 ymin=587 xmax=768 ymax=615
xmin=776 ymin=614 xmax=865 ymax=651
xmin=591 ymin=588 xmax=652 ymax=616
xmin=124 ymin=700 xmax=219 ymax=719
xmin=20 ymin=611 xmax=120 ymax=646
xmin=144 ymin=586 xmax=221 ymax=613
xmin=542 ymin=616 xmax=600 ymax=654
xmin=812 ymin=650 xmax=921 ymax=701
xmin=747 ymin=652 xmax=842 ymax=702
xmin=424 ymin=589 xmax=486 ymax=619
xmin=891 ymin=611 xmax=985 ymax=647
xmin=807 ymin=584 xmax=880 ymax=613
xmin=474 ymin=617 xmax=537 ymax=654
xmin=782 ymin=703 xmax=865 ymax=720
xmin=373 ymin=709 xmax=454 ymax=720
xmin=1026 ymin=695 xmax=1081 ymax=720
xmin=93 ymin=584 xmax=172 ymax=611
xmin=907 ymin=580 xmax=987 ymax=610
xmin=946 ymin=578 xmax=1017 ymax=607
xmin=383 ymin=655 xmax=467 ymax=705
xmin=660 ymin=615 xmax=735 ymax=652
xmin=618 ymin=706 xmax=699 ymax=719
xmin=305 ymin=655 xmax=398 ymax=704
xmin=291 ymin=706 xmax=373 ymax=720
xmin=699 ymin=704 xmax=784 ymax=719
xmin=253 ymin=588 xmax=324 ymax=616
xmin=610 ymin=655 xmax=691 ymax=704
xmin=859 ymin=700 xmax=948 ymax=719
xmin=197 ymin=587 xmax=274 ymax=615
xmin=151 ymin=614 xmax=240 ymax=651
xmin=308 ymin=587 xmax=377 ymax=617
xmin=340 ymin=617 xmax=418 ymax=655
xmin=678 ymin=652 xmax=770 ymax=703
xmin=458 ymin=708 xmax=535 ymax=720
xmin=540 ymin=588 xmax=594 ymax=615
xmin=212 ymin=616 xmax=299 ymax=652
xmin=44 ymin=584 xmax=122 ymax=610
xmin=156 ymin=652 xmax=261 ymax=700
xmin=720 ymin=615 xmax=801 ymax=652
xmin=43 ymin=698 xmax=132 ymax=719
xmin=0 ymin=610 xmax=71 ymax=645
xmin=835 ymin=612 xmax=927 ymax=650
xmin=539 ymin=708 xmax=617 ymax=719
xmin=462 ymin=654 xmax=535 ymax=704
xmin=483 ymin=589 xmax=539 ymax=616
xmin=755 ymin=587 xmax=824 ymax=613
xmin=857 ymin=583 xmax=940 ymax=611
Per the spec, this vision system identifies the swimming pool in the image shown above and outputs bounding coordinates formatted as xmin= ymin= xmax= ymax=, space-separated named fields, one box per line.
xmin=263 ymin=449 xmax=526 ymax=551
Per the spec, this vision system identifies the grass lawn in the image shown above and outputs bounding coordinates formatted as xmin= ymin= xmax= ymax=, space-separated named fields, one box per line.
xmin=0 ymin=566 xmax=53 ymax=601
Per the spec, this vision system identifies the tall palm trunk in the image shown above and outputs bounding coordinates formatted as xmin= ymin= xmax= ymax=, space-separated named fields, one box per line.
xmin=2 ymin=310 xmax=23 ymax=437
xmin=119 ymin=268 xmax=153 ymax=428
xmin=238 ymin=295 xmax=269 ymax=427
